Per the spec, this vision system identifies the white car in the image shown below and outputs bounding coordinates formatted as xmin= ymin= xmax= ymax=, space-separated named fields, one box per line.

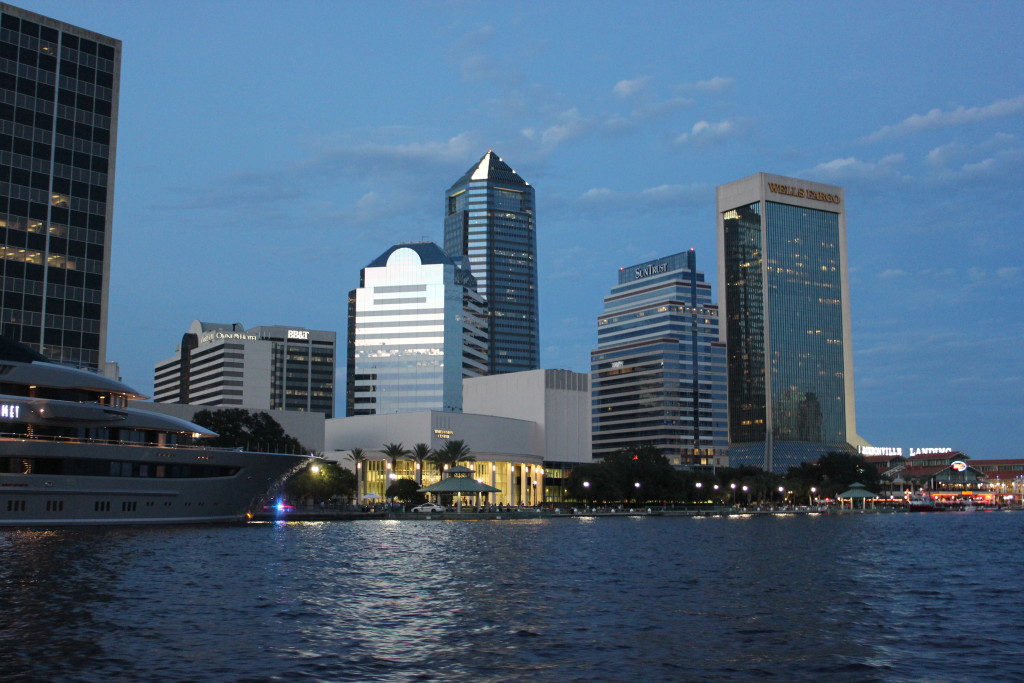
xmin=411 ymin=503 xmax=445 ymax=513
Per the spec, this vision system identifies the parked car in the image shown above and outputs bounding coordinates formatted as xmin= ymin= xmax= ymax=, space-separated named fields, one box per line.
xmin=411 ymin=503 xmax=445 ymax=513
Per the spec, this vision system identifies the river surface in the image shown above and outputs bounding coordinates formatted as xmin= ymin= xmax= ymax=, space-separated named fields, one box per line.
xmin=1 ymin=511 xmax=1021 ymax=682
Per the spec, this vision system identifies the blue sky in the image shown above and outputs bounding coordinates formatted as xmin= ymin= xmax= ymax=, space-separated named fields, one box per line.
xmin=18 ymin=1 xmax=1023 ymax=458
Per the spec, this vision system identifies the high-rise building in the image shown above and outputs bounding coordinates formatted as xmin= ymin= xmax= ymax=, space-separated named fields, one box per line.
xmin=0 ymin=4 xmax=120 ymax=368
xmin=717 ymin=172 xmax=864 ymax=472
xmin=346 ymin=242 xmax=487 ymax=416
xmin=591 ymin=249 xmax=728 ymax=466
xmin=444 ymin=150 xmax=538 ymax=374
xmin=154 ymin=321 xmax=336 ymax=417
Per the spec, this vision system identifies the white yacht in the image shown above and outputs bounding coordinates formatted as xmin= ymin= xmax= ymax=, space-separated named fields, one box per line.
xmin=0 ymin=338 xmax=307 ymax=525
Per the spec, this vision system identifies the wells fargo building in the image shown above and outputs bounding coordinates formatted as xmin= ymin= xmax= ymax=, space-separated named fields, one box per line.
xmin=717 ymin=173 xmax=865 ymax=472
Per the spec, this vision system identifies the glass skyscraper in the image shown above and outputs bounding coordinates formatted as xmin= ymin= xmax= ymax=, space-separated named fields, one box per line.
xmin=591 ymin=250 xmax=728 ymax=466
xmin=346 ymin=242 xmax=488 ymax=416
xmin=717 ymin=172 xmax=864 ymax=472
xmin=0 ymin=5 xmax=119 ymax=369
xmin=444 ymin=150 xmax=538 ymax=374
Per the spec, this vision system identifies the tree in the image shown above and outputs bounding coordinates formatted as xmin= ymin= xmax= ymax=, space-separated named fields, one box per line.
xmin=345 ymin=448 xmax=367 ymax=501
xmin=386 ymin=478 xmax=426 ymax=505
xmin=382 ymin=442 xmax=410 ymax=479
xmin=192 ymin=408 xmax=306 ymax=454
xmin=284 ymin=460 xmax=356 ymax=503
xmin=409 ymin=442 xmax=431 ymax=485
xmin=428 ymin=439 xmax=475 ymax=473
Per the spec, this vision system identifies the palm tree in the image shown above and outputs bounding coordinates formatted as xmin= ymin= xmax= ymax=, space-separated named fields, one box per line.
xmin=382 ymin=442 xmax=410 ymax=493
xmin=428 ymin=439 xmax=475 ymax=475
xmin=409 ymin=442 xmax=431 ymax=486
xmin=344 ymin=448 xmax=366 ymax=503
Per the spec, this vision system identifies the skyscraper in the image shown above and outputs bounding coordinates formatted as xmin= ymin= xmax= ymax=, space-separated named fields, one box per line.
xmin=591 ymin=250 xmax=728 ymax=466
xmin=346 ymin=242 xmax=488 ymax=416
xmin=154 ymin=321 xmax=336 ymax=417
xmin=444 ymin=150 xmax=538 ymax=374
xmin=717 ymin=172 xmax=864 ymax=472
xmin=0 ymin=4 xmax=119 ymax=368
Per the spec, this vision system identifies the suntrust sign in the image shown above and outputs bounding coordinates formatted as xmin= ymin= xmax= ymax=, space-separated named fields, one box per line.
xmin=768 ymin=182 xmax=841 ymax=205
xmin=635 ymin=263 xmax=668 ymax=279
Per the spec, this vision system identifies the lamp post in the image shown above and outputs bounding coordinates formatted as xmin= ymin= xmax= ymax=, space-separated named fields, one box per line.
xmin=695 ymin=481 xmax=703 ymax=504
xmin=583 ymin=480 xmax=590 ymax=512
xmin=778 ymin=485 xmax=784 ymax=507
xmin=634 ymin=481 xmax=641 ymax=504
xmin=742 ymin=484 xmax=749 ymax=507
xmin=730 ymin=482 xmax=737 ymax=507
xmin=809 ymin=486 xmax=817 ymax=507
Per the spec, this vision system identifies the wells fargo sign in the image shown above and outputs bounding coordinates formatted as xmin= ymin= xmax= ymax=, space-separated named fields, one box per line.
xmin=768 ymin=182 xmax=841 ymax=205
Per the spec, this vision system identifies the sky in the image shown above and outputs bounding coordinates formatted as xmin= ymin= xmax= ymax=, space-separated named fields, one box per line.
xmin=16 ymin=0 xmax=1024 ymax=459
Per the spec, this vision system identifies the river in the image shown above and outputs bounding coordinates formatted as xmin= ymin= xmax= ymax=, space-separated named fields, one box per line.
xmin=1 ymin=511 xmax=1020 ymax=681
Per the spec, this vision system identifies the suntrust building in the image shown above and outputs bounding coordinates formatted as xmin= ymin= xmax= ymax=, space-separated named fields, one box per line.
xmin=717 ymin=173 xmax=866 ymax=472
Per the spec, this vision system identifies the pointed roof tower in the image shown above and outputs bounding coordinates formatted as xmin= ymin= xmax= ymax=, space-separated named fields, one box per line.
xmin=449 ymin=150 xmax=530 ymax=190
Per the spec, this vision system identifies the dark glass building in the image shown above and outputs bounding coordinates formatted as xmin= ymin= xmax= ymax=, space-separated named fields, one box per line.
xmin=0 ymin=4 xmax=119 ymax=369
xmin=444 ymin=150 xmax=538 ymax=374
xmin=717 ymin=173 xmax=864 ymax=472
xmin=591 ymin=250 xmax=728 ymax=466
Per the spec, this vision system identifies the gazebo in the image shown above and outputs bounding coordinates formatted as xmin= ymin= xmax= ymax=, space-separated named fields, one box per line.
xmin=837 ymin=482 xmax=877 ymax=510
xmin=418 ymin=465 xmax=500 ymax=512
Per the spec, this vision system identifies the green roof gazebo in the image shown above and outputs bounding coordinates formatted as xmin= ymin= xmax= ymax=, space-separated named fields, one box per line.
xmin=837 ymin=482 xmax=877 ymax=510
xmin=418 ymin=465 xmax=500 ymax=512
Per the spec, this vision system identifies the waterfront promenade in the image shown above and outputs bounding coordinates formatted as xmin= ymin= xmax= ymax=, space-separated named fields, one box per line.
xmin=254 ymin=503 xmax=1019 ymax=522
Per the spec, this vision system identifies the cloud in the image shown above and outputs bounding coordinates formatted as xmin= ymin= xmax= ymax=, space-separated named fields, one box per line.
xmin=675 ymin=118 xmax=739 ymax=145
xmin=613 ymin=76 xmax=651 ymax=98
xmin=878 ymin=269 xmax=906 ymax=279
xmin=805 ymin=153 xmax=908 ymax=183
xmin=577 ymin=182 xmax=709 ymax=210
xmin=521 ymin=108 xmax=589 ymax=152
xmin=679 ymin=76 xmax=734 ymax=94
xmin=862 ymin=95 xmax=1024 ymax=142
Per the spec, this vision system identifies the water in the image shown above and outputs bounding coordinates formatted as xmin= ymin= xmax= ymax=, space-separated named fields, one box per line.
xmin=1 ymin=512 xmax=1021 ymax=682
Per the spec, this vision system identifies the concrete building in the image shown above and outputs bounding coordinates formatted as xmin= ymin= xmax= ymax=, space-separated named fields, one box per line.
xmin=346 ymin=241 xmax=487 ymax=416
xmin=444 ymin=151 xmax=539 ymax=374
xmin=153 ymin=320 xmax=336 ymax=417
xmin=591 ymin=249 xmax=728 ymax=467
xmin=0 ymin=4 xmax=120 ymax=368
xmin=717 ymin=172 xmax=866 ymax=472
xmin=327 ymin=368 xmax=592 ymax=504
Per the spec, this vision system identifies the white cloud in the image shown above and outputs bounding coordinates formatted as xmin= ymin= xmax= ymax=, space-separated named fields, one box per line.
xmin=613 ymin=76 xmax=651 ymax=98
xmin=863 ymin=95 xmax=1024 ymax=142
xmin=997 ymin=267 xmax=1020 ymax=280
xmin=805 ymin=153 xmax=907 ymax=182
xmin=687 ymin=76 xmax=734 ymax=93
xmin=580 ymin=187 xmax=615 ymax=201
xmin=675 ymin=118 xmax=737 ymax=144
xmin=879 ymin=268 xmax=906 ymax=279
xmin=524 ymin=108 xmax=589 ymax=152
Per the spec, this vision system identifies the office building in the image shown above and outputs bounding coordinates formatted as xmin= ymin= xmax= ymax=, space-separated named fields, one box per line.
xmin=717 ymin=172 xmax=865 ymax=472
xmin=0 ymin=4 xmax=120 ymax=368
xmin=154 ymin=321 xmax=336 ymax=417
xmin=346 ymin=241 xmax=487 ymax=416
xmin=591 ymin=250 xmax=728 ymax=467
xmin=444 ymin=150 xmax=538 ymax=374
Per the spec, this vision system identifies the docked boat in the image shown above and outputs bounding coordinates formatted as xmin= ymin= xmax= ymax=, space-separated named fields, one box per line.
xmin=906 ymin=492 xmax=943 ymax=512
xmin=0 ymin=338 xmax=307 ymax=526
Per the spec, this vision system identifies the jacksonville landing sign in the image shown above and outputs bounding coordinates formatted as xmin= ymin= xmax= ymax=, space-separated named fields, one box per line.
xmin=768 ymin=182 xmax=841 ymax=205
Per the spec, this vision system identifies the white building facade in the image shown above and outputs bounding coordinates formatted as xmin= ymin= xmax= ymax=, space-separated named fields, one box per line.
xmin=346 ymin=242 xmax=487 ymax=416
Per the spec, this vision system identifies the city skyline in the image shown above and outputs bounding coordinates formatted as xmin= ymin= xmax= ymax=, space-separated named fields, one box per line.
xmin=8 ymin=1 xmax=1021 ymax=459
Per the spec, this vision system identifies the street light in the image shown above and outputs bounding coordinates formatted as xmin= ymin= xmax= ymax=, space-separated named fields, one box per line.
xmin=730 ymin=482 xmax=736 ymax=506
xmin=742 ymin=485 xmax=749 ymax=506
xmin=809 ymin=486 xmax=817 ymax=506
xmin=778 ymin=485 xmax=784 ymax=507
xmin=583 ymin=481 xmax=590 ymax=511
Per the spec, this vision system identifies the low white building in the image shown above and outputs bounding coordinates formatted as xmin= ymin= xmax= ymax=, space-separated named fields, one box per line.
xmin=325 ymin=368 xmax=591 ymax=504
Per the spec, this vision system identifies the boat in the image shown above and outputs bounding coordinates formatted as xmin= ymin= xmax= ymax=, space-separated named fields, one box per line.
xmin=906 ymin=492 xmax=943 ymax=512
xmin=0 ymin=338 xmax=307 ymax=525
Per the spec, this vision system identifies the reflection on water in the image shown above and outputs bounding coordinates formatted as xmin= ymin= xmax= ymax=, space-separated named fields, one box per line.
xmin=1 ymin=514 xmax=1022 ymax=681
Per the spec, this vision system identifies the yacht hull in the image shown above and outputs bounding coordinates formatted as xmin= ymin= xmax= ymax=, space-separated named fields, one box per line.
xmin=0 ymin=439 xmax=306 ymax=526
